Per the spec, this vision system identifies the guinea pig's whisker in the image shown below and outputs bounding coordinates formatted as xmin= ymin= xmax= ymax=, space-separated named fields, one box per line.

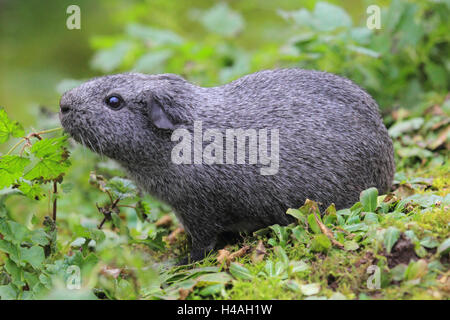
xmin=78 ymin=135 xmax=88 ymax=156
xmin=93 ymin=134 xmax=105 ymax=159
xmin=86 ymin=137 xmax=96 ymax=154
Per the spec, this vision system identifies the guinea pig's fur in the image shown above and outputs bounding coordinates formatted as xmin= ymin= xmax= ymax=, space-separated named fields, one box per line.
xmin=60 ymin=68 xmax=395 ymax=263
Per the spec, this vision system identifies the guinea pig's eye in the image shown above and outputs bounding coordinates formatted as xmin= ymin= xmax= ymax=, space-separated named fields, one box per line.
xmin=105 ymin=95 xmax=123 ymax=110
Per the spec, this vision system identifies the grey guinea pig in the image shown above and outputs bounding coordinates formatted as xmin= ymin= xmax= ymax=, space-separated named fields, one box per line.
xmin=59 ymin=68 xmax=395 ymax=263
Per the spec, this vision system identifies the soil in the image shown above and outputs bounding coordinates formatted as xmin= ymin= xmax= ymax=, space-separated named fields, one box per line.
xmin=327 ymin=274 xmax=339 ymax=290
xmin=355 ymin=251 xmax=375 ymax=268
xmin=384 ymin=233 xmax=418 ymax=268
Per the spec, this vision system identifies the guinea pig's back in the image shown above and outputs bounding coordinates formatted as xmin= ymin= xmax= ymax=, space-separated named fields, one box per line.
xmin=209 ymin=68 xmax=395 ymax=209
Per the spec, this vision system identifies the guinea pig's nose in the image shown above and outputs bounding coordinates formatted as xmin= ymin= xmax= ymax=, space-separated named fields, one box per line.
xmin=60 ymin=104 xmax=71 ymax=114
xmin=59 ymin=93 xmax=72 ymax=114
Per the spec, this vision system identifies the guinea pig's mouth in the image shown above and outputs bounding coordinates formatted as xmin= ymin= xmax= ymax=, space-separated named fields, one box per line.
xmin=69 ymin=130 xmax=105 ymax=156
xmin=59 ymin=117 xmax=103 ymax=156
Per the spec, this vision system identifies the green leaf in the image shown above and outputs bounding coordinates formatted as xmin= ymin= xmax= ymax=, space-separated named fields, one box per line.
xmin=300 ymin=283 xmax=320 ymax=296
xmin=24 ymin=161 xmax=67 ymax=181
xmin=23 ymin=272 xmax=39 ymax=289
xmin=18 ymin=181 xmax=44 ymax=200
xmin=199 ymin=2 xmax=245 ymax=37
xmin=324 ymin=204 xmax=337 ymax=225
xmin=0 ymin=239 xmax=20 ymax=264
xmin=126 ymin=23 xmax=183 ymax=45
xmin=286 ymin=208 xmax=305 ymax=222
xmin=5 ymin=260 xmax=24 ymax=287
xmin=61 ymin=182 xmax=74 ymax=193
xmin=31 ymin=229 xmax=50 ymax=246
xmin=0 ymin=108 xmax=24 ymax=144
xmin=437 ymin=238 xmax=450 ymax=256
xmin=105 ymin=177 xmax=138 ymax=200
xmin=390 ymin=264 xmax=407 ymax=281
xmin=420 ymin=236 xmax=439 ymax=249
xmin=196 ymin=272 xmax=232 ymax=285
xmin=344 ymin=241 xmax=359 ymax=251
xmin=30 ymin=136 xmax=67 ymax=158
xmin=279 ymin=2 xmax=352 ymax=32
xmin=404 ymin=259 xmax=428 ymax=281
xmin=6 ymin=221 xmax=29 ymax=244
xmin=262 ymin=260 xmax=286 ymax=278
xmin=138 ymin=230 xmax=166 ymax=251
xmin=364 ymin=212 xmax=379 ymax=225
xmin=342 ymin=223 xmax=368 ymax=233
xmin=414 ymin=246 xmax=427 ymax=258
xmin=347 ymin=45 xmax=380 ymax=58
xmin=291 ymin=226 xmax=309 ymax=243
xmin=310 ymin=234 xmax=331 ymax=252
xmin=403 ymin=194 xmax=443 ymax=209
xmin=396 ymin=147 xmax=433 ymax=160
xmin=135 ymin=201 xmax=151 ymax=222
xmin=0 ymin=155 xmax=30 ymax=189
xmin=20 ymin=246 xmax=45 ymax=269
xmin=90 ymin=41 xmax=132 ymax=73
xmin=229 ymin=263 xmax=253 ymax=281
xmin=404 ymin=230 xmax=419 ymax=243
xmin=269 ymin=224 xmax=289 ymax=247
xmin=198 ymin=284 xmax=224 ymax=297
xmin=384 ymin=227 xmax=401 ymax=254
xmin=388 ymin=117 xmax=424 ymax=138
xmin=312 ymin=2 xmax=352 ymax=31
xmin=307 ymin=213 xmax=321 ymax=234
xmin=284 ymin=280 xmax=301 ymax=292
xmin=360 ymin=187 xmax=378 ymax=213
xmin=329 ymin=292 xmax=347 ymax=300
xmin=133 ymin=50 xmax=173 ymax=73
xmin=0 ymin=284 xmax=17 ymax=300
xmin=24 ymin=137 xmax=70 ymax=181
xmin=39 ymin=273 xmax=52 ymax=289
xmin=278 ymin=9 xmax=314 ymax=28
xmin=274 ymin=246 xmax=289 ymax=266
xmin=89 ymin=229 xmax=106 ymax=244
xmin=349 ymin=27 xmax=373 ymax=44
xmin=289 ymin=260 xmax=309 ymax=274
xmin=70 ymin=237 xmax=86 ymax=247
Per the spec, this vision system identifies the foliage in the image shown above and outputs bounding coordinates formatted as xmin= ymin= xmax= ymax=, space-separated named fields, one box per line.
xmin=59 ymin=0 xmax=450 ymax=114
xmin=278 ymin=0 xmax=449 ymax=110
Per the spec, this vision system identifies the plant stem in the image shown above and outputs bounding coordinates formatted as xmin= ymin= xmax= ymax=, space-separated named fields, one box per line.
xmin=98 ymin=218 xmax=107 ymax=230
xmin=5 ymin=127 xmax=63 ymax=156
xmin=117 ymin=204 xmax=136 ymax=209
xmin=52 ymin=181 xmax=58 ymax=221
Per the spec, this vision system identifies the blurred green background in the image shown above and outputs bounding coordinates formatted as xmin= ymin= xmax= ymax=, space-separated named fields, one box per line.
xmin=5 ymin=0 xmax=446 ymax=126
xmin=0 ymin=0 xmax=449 ymax=300
xmin=1 ymin=0 xmax=449 ymax=205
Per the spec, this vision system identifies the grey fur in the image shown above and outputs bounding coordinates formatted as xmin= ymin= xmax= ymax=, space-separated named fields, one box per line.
xmin=59 ymin=68 xmax=395 ymax=262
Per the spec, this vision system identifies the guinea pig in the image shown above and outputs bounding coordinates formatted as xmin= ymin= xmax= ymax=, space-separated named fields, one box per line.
xmin=59 ymin=68 xmax=395 ymax=263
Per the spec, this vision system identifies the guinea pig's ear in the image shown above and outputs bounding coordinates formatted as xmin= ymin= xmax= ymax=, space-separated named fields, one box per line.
xmin=149 ymin=98 xmax=175 ymax=130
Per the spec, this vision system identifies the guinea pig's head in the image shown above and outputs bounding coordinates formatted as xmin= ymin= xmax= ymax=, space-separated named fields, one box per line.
xmin=59 ymin=73 xmax=189 ymax=163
